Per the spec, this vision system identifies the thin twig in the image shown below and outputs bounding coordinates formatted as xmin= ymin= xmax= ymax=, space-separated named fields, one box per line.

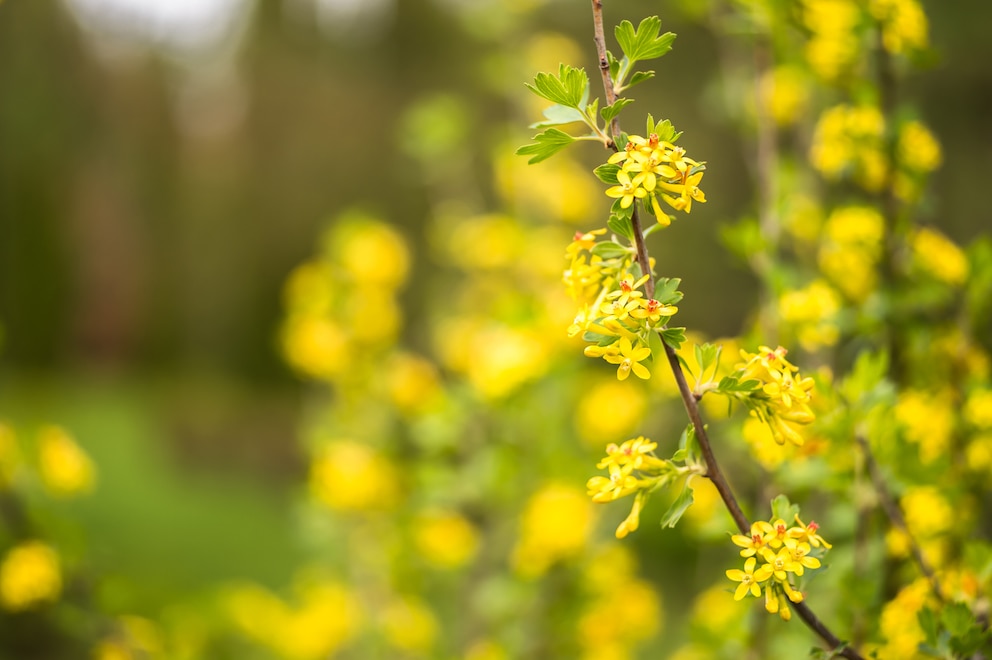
xmin=588 ymin=2 xmax=864 ymax=657
xmin=855 ymin=434 xmax=946 ymax=603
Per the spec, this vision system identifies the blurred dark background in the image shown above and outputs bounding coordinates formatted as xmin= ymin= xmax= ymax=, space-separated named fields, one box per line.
xmin=0 ymin=0 xmax=989 ymax=609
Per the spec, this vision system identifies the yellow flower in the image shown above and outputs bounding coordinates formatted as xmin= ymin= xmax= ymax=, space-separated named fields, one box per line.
xmin=381 ymin=596 xmax=438 ymax=654
xmin=898 ymin=120 xmax=941 ymax=173
xmin=870 ymin=0 xmax=928 ymax=54
xmin=0 ymin=541 xmax=61 ymax=611
xmin=603 ymin=336 xmax=652 ymax=381
xmin=332 ymin=216 xmax=410 ymax=289
xmin=910 ymin=227 xmax=968 ymax=286
xmin=512 ymin=483 xmax=593 ymax=577
xmin=309 ymin=441 xmax=399 ymax=511
xmin=731 ymin=521 xmax=775 ymax=558
xmin=37 ymin=425 xmax=95 ymax=497
xmin=895 ymin=389 xmax=954 ymax=464
xmin=760 ymin=65 xmax=811 ymax=127
xmin=605 ymin=169 xmax=648 ymax=209
xmin=413 ymin=510 xmax=480 ymax=569
xmin=576 ymin=380 xmax=647 ymax=447
xmin=726 ymin=557 xmax=764 ymax=600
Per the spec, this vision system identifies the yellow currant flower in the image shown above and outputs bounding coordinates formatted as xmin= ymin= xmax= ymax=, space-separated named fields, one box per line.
xmin=789 ymin=516 xmax=832 ymax=549
xmin=756 ymin=547 xmax=798 ymax=582
xmin=615 ymin=490 xmax=647 ymax=539
xmin=629 ymin=298 xmax=678 ymax=326
xmin=765 ymin=518 xmax=791 ymax=549
xmin=603 ymin=337 xmax=652 ymax=381
xmin=605 ymin=170 xmax=647 ymax=209
xmin=726 ymin=557 xmax=764 ymax=600
xmin=586 ymin=466 xmax=639 ymax=503
xmin=731 ymin=521 xmax=775 ymax=558
xmin=783 ymin=539 xmax=820 ymax=576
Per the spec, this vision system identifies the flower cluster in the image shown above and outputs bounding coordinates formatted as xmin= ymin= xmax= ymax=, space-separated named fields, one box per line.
xmin=586 ymin=437 xmax=683 ymax=538
xmin=564 ymin=231 xmax=680 ymax=380
xmin=726 ymin=515 xmax=831 ymax=620
xmin=735 ymin=346 xmax=816 ymax=446
xmin=605 ymin=133 xmax=706 ymax=222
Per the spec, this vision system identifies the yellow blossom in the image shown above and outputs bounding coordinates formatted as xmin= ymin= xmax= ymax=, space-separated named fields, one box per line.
xmin=726 ymin=557 xmax=765 ymax=600
xmin=901 ymin=486 xmax=953 ymax=538
xmin=309 ymin=441 xmax=399 ymax=511
xmin=37 ymin=425 xmax=95 ymax=497
xmin=760 ymin=65 xmax=810 ymax=126
xmin=385 ymin=352 xmax=443 ymax=416
xmin=332 ymin=216 xmax=409 ymax=289
xmin=576 ymin=379 xmax=647 ymax=447
xmin=381 ymin=596 xmax=438 ymax=654
xmin=603 ymin=337 xmax=652 ymax=381
xmin=512 ymin=483 xmax=593 ymax=577
xmin=898 ymin=120 xmax=941 ymax=173
xmin=413 ymin=510 xmax=480 ymax=569
xmin=910 ymin=227 xmax=969 ymax=286
xmin=895 ymin=390 xmax=954 ymax=464
xmin=870 ymin=0 xmax=928 ymax=54
xmin=281 ymin=316 xmax=349 ymax=381
xmin=0 ymin=541 xmax=61 ymax=611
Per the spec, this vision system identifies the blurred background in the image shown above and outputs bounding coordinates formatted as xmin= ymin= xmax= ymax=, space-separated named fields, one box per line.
xmin=1 ymin=0 xmax=991 ymax=656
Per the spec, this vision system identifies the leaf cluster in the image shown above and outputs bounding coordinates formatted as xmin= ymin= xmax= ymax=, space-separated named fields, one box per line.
xmin=516 ymin=17 xmax=676 ymax=163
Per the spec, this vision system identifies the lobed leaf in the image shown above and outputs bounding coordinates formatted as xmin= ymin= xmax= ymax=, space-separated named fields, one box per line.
xmin=601 ymin=98 xmax=634 ymax=124
xmin=525 ymin=64 xmax=590 ymax=109
xmin=515 ymin=128 xmax=577 ymax=164
xmin=615 ymin=17 xmax=676 ymax=64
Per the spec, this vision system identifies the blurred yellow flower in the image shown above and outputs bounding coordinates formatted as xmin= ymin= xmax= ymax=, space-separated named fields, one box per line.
xmin=38 ymin=425 xmax=95 ymax=497
xmin=309 ymin=441 xmax=399 ymax=511
xmin=381 ymin=596 xmax=438 ymax=654
xmin=964 ymin=390 xmax=992 ymax=429
xmin=465 ymin=639 xmax=509 ymax=660
xmin=898 ymin=120 xmax=941 ymax=173
xmin=779 ymin=280 xmax=841 ymax=350
xmin=283 ymin=261 xmax=335 ymax=316
xmin=810 ymin=104 xmax=887 ymax=191
xmin=901 ymin=486 xmax=953 ymax=538
xmin=0 ymin=540 xmax=61 ymax=611
xmin=413 ymin=510 xmax=480 ymax=569
xmin=966 ymin=434 xmax=992 ymax=474
xmin=910 ymin=227 xmax=969 ymax=286
xmin=445 ymin=214 xmax=522 ymax=271
xmin=385 ymin=352 xmax=443 ymax=416
xmin=281 ymin=316 xmax=349 ymax=381
xmin=332 ymin=217 xmax=409 ymax=289
xmin=512 ymin=483 xmax=593 ymax=577
xmin=760 ymin=65 xmax=810 ymax=126
xmin=802 ymin=0 xmax=862 ymax=81
xmin=895 ymin=390 xmax=954 ymax=464
xmin=875 ymin=579 xmax=931 ymax=659
xmin=741 ymin=416 xmax=789 ymax=470
xmin=576 ymin=379 xmax=647 ymax=448
xmin=226 ymin=576 xmax=362 ymax=660
xmin=870 ymin=0 xmax=928 ymax=54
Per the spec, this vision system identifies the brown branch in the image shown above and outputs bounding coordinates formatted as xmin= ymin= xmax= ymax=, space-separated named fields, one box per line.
xmin=588 ymin=2 xmax=864 ymax=657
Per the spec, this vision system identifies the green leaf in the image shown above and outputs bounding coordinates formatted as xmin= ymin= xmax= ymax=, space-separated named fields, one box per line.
xmin=659 ymin=481 xmax=694 ymax=528
xmin=594 ymin=163 xmax=621 ymax=185
xmin=530 ymin=103 xmax=586 ymax=128
xmin=591 ymin=241 xmax=630 ymax=259
xmin=582 ymin=330 xmax=612 ymax=345
xmin=653 ymin=118 xmax=682 ymax=143
xmin=606 ymin=50 xmax=620 ymax=81
xmin=601 ymin=98 xmax=634 ymax=124
xmin=515 ymin=129 xmax=577 ymax=164
xmin=918 ymin=607 xmax=939 ymax=646
xmin=660 ymin=327 xmax=686 ymax=350
xmin=679 ymin=423 xmax=701 ymax=466
xmin=694 ymin=342 xmax=720 ymax=376
xmin=653 ymin=277 xmax=683 ymax=305
xmin=615 ymin=132 xmax=630 ymax=151
xmin=770 ymin=494 xmax=799 ymax=523
xmin=525 ymin=64 xmax=589 ymax=109
xmin=941 ymin=602 xmax=974 ymax=638
xmin=607 ymin=213 xmax=634 ymax=241
xmin=615 ymin=17 xmax=676 ymax=64
xmin=625 ymin=70 xmax=656 ymax=91
xmin=610 ymin=197 xmax=634 ymax=220
xmin=716 ymin=376 xmax=760 ymax=393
